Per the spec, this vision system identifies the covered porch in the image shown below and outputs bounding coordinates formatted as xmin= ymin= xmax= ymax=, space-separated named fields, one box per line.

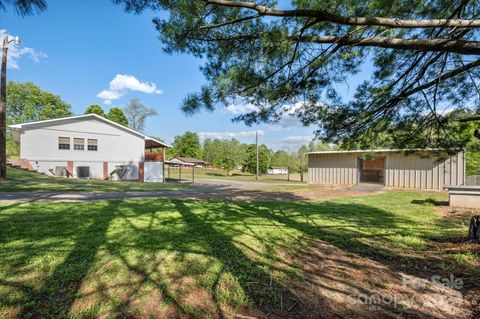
xmin=144 ymin=138 xmax=167 ymax=162
xmin=141 ymin=138 xmax=169 ymax=183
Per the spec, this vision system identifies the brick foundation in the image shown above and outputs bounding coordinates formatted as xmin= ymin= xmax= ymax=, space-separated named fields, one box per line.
xmin=139 ymin=162 xmax=144 ymax=183
xmin=103 ymin=161 xmax=108 ymax=180
xmin=67 ymin=161 xmax=74 ymax=178
xmin=20 ymin=159 xmax=33 ymax=170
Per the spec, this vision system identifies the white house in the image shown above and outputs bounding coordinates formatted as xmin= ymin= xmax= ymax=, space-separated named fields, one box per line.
xmin=267 ymin=167 xmax=288 ymax=175
xmin=9 ymin=114 xmax=169 ymax=182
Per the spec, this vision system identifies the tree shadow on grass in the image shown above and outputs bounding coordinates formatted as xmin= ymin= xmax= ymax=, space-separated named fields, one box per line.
xmin=0 ymin=201 xmax=120 ymax=318
xmin=96 ymin=199 xmax=417 ymax=318
xmin=411 ymin=198 xmax=449 ymax=206
xmin=0 ymin=196 xmax=473 ymax=318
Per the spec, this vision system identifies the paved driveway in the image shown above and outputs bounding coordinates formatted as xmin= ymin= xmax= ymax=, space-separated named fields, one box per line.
xmin=0 ymin=180 xmax=304 ymax=203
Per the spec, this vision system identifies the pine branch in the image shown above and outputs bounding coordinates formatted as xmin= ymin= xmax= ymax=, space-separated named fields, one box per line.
xmin=201 ymin=0 xmax=480 ymax=29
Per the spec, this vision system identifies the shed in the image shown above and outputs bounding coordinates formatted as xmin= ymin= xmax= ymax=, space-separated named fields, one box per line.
xmin=307 ymin=149 xmax=465 ymax=190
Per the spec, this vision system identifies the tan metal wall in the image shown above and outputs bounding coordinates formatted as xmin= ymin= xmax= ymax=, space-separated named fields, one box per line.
xmin=308 ymin=151 xmax=465 ymax=190
xmin=308 ymin=153 xmax=358 ymax=185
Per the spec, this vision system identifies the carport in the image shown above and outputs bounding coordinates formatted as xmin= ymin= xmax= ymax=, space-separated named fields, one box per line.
xmin=164 ymin=160 xmax=196 ymax=182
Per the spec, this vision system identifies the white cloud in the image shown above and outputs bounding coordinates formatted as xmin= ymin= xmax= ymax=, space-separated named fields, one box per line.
xmin=198 ymin=130 xmax=264 ymax=140
xmin=0 ymin=29 xmax=47 ymax=69
xmin=269 ymin=135 xmax=314 ymax=151
xmin=225 ymin=102 xmax=305 ymax=130
xmin=279 ymin=135 xmax=313 ymax=144
xmin=225 ymin=103 xmax=259 ymax=115
xmin=110 ymin=74 xmax=163 ymax=94
xmin=96 ymin=90 xmax=125 ymax=105
xmin=97 ymin=74 xmax=163 ymax=104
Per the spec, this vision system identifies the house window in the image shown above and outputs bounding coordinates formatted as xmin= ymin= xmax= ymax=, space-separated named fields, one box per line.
xmin=87 ymin=139 xmax=98 ymax=151
xmin=74 ymin=138 xmax=85 ymax=150
xmin=58 ymin=137 xmax=70 ymax=150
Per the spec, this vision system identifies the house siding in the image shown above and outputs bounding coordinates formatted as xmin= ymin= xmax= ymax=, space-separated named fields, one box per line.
xmin=308 ymin=150 xmax=465 ymax=190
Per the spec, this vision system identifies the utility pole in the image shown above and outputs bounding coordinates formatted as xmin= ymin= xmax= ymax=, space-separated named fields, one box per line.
xmin=0 ymin=36 xmax=19 ymax=181
xmin=0 ymin=37 xmax=8 ymax=181
xmin=255 ymin=130 xmax=259 ymax=181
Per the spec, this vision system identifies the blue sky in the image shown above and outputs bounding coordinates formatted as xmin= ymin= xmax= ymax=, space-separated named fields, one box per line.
xmin=2 ymin=0 xmax=368 ymax=150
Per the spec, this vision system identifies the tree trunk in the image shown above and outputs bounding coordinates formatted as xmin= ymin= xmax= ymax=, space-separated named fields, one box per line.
xmin=468 ymin=215 xmax=480 ymax=241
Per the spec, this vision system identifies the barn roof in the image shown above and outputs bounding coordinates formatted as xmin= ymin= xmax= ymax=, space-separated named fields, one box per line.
xmin=307 ymin=148 xmax=453 ymax=155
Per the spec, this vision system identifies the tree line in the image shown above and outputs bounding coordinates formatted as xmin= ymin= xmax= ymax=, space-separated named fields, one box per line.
xmin=168 ymin=131 xmax=334 ymax=178
xmin=6 ymin=81 xmax=480 ymax=176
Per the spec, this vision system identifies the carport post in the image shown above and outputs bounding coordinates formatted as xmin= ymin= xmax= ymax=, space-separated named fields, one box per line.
xmin=162 ymin=148 xmax=166 ymax=183
xmin=192 ymin=165 xmax=195 ymax=183
xmin=179 ymin=166 xmax=182 ymax=181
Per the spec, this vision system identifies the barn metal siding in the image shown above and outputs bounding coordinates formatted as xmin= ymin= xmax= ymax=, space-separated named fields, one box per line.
xmin=308 ymin=153 xmax=358 ymax=185
xmin=308 ymin=150 xmax=465 ymax=190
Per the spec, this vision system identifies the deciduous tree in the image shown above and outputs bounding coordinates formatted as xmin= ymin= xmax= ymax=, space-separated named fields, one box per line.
xmin=107 ymin=107 xmax=128 ymax=126
xmin=170 ymin=131 xmax=202 ymax=159
xmin=7 ymin=81 xmax=71 ymax=124
xmin=84 ymin=104 xmax=105 ymax=117
xmin=123 ymin=98 xmax=157 ymax=133
xmin=297 ymin=145 xmax=308 ymax=182
xmin=243 ymin=143 xmax=271 ymax=174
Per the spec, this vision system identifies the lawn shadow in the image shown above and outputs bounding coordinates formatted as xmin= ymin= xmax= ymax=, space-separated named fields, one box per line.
xmin=0 ymin=201 xmax=120 ymax=318
xmin=411 ymin=198 xmax=449 ymax=206
xmin=0 ymin=195 xmax=474 ymax=318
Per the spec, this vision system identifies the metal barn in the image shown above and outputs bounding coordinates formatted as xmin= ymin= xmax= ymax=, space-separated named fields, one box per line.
xmin=307 ymin=149 xmax=465 ymax=190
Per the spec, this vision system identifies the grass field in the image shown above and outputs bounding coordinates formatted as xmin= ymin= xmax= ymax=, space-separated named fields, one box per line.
xmin=0 ymin=168 xmax=188 ymax=192
xmin=0 ymin=191 xmax=477 ymax=318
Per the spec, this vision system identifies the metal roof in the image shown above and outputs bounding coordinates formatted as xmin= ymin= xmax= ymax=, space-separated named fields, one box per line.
xmin=307 ymin=148 xmax=450 ymax=155
xmin=171 ymin=157 xmax=206 ymax=164
xmin=9 ymin=114 xmax=170 ymax=148
xmin=165 ymin=160 xmax=195 ymax=166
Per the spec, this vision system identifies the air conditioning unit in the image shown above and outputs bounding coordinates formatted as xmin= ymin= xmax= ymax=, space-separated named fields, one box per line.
xmin=77 ymin=166 xmax=90 ymax=178
xmin=55 ymin=166 xmax=67 ymax=177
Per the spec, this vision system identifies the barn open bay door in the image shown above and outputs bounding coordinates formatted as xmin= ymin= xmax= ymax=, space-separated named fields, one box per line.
xmin=358 ymin=156 xmax=385 ymax=184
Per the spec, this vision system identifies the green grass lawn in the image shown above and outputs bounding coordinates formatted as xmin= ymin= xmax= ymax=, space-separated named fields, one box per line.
xmin=0 ymin=167 xmax=189 ymax=192
xmin=0 ymin=191 xmax=477 ymax=318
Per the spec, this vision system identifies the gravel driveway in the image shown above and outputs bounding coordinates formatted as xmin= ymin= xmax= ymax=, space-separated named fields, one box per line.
xmin=0 ymin=179 xmax=384 ymax=203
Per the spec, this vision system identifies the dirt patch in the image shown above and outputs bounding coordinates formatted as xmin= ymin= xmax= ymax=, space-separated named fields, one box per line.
xmin=233 ymin=237 xmax=475 ymax=319
xmin=289 ymin=184 xmax=387 ymax=201
xmin=284 ymin=239 xmax=471 ymax=319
